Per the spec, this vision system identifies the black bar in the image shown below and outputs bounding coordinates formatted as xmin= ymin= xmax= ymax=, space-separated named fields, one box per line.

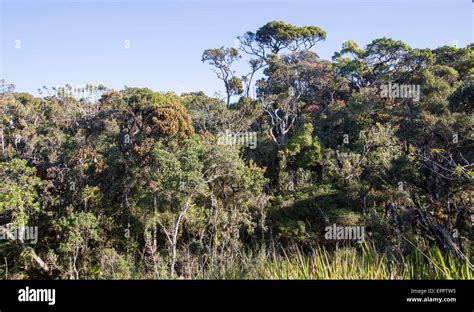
xmin=0 ymin=280 xmax=472 ymax=312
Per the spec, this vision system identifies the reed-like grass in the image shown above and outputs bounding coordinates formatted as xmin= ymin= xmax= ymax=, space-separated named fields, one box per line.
xmin=193 ymin=242 xmax=472 ymax=280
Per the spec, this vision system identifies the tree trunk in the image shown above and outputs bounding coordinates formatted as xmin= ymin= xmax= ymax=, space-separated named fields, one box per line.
xmin=170 ymin=200 xmax=192 ymax=276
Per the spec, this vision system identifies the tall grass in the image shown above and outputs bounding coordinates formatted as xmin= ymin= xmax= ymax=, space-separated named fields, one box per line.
xmin=187 ymin=242 xmax=473 ymax=280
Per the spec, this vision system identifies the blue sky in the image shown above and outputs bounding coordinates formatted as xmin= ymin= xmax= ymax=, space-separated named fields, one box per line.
xmin=0 ymin=0 xmax=472 ymax=97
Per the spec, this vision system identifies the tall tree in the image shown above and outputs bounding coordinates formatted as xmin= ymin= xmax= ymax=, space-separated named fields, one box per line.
xmin=202 ymin=47 xmax=243 ymax=107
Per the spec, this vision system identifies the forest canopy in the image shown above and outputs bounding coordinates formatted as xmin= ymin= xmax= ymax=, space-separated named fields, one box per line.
xmin=0 ymin=21 xmax=473 ymax=279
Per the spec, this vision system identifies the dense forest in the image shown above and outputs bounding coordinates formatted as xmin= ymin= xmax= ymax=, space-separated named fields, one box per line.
xmin=1 ymin=21 xmax=472 ymax=279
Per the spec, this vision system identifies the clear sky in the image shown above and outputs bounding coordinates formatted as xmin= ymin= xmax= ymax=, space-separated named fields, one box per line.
xmin=0 ymin=0 xmax=472 ymax=97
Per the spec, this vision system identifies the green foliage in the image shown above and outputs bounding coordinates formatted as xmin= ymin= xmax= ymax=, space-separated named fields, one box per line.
xmin=0 ymin=21 xmax=472 ymax=280
xmin=0 ymin=159 xmax=42 ymax=225
xmin=284 ymin=123 xmax=322 ymax=167
xmin=253 ymin=21 xmax=326 ymax=54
